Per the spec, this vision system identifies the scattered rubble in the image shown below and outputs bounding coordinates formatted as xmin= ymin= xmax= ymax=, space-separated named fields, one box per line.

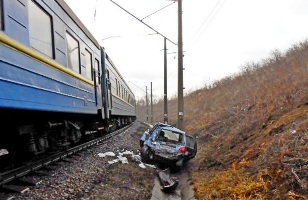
xmin=13 ymin=122 xmax=156 ymax=200
xmin=156 ymin=168 xmax=179 ymax=192
xmin=10 ymin=122 xmax=196 ymax=200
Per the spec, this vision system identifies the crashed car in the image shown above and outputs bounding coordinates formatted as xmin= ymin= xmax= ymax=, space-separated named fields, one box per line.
xmin=140 ymin=123 xmax=197 ymax=169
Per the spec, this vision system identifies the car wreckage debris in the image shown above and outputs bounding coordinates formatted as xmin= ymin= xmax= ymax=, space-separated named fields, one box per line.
xmin=156 ymin=168 xmax=179 ymax=192
xmin=140 ymin=123 xmax=197 ymax=170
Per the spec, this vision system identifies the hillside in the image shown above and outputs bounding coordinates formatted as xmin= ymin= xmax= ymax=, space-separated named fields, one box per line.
xmin=136 ymin=39 xmax=308 ymax=199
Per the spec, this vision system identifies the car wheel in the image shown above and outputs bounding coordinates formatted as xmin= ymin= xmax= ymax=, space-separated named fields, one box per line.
xmin=141 ymin=146 xmax=152 ymax=163
xmin=140 ymin=140 xmax=144 ymax=148
xmin=192 ymin=143 xmax=197 ymax=158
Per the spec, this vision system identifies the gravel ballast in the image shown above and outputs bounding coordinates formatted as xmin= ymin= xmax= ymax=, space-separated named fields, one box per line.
xmin=13 ymin=122 xmax=156 ymax=200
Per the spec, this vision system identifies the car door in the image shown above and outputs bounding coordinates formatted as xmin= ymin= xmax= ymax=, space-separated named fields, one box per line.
xmin=185 ymin=134 xmax=197 ymax=158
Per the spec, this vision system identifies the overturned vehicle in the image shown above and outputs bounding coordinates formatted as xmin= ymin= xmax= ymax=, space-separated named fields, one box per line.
xmin=140 ymin=123 xmax=197 ymax=170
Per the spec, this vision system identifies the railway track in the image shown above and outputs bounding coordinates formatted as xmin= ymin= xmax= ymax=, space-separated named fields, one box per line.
xmin=0 ymin=124 xmax=132 ymax=199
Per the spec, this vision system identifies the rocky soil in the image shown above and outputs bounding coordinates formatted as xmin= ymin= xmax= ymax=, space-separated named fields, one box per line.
xmin=13 ymin=122 xmax=156 ymax=200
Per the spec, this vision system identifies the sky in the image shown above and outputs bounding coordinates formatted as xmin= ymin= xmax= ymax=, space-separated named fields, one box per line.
xmin=63 ymin=0 xmax=308 ymax=101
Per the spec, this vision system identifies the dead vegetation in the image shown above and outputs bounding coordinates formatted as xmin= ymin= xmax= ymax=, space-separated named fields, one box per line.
xmin=137 ymin=39 xmax=308 ymax=199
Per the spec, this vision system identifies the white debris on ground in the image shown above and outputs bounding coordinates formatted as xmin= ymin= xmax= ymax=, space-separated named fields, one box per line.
xmin=0 ymin=149 xmax=9 ymax=156
xmin=117 ymin=155 xmax=128 ymax=164
xmin=97 ymin=151 xmax=116 ymax=157
xmin=139 ymin=162 xmax=146 ymax=169
xmin=12 ymin=122 xmax=157 ymax=200
xmin=98 ymin=149 xmax=156 ymax=169
xmin=121 ymin=150 xmax=134 ymax=155
xmin=144 ymin=163 xmax=156 ymax=168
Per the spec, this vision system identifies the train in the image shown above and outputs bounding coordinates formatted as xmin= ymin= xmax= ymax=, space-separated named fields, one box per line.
xmin=0 ymin=0 xmax=136 ymax=159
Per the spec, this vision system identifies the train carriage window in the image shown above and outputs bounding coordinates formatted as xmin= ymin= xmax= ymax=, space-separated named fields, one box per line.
xmin=95 ymin=59 xmax=100 ymax=84
xmin=114 ymin=78 xmax=117 ymax=95
xmin=107 ymin=69 xmax=110 ymax=80
xmin=66 ymin=32 xmax=80 ymax=73
xmin=84 ymin=49 xmax=93 ymax=80
xmin=28 ymin=0 xmax=53 ymax=58
xmin=118 ymin=80 xmax=120 ymax=96
xmin=121 ymin=85 xmax=123 ymax=98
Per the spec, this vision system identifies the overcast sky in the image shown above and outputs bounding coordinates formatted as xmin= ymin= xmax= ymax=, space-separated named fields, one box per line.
xmin=64 ymin=0 xmax=308 ymax=100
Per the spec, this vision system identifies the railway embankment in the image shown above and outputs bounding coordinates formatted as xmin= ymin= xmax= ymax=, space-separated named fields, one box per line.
xmin=10 ymin=122 xmax=195 ymax=200
xmin=10 ymin=122 xmax=154 ymax=199
xmin=137 ymin=39 xmax=308 ymax=199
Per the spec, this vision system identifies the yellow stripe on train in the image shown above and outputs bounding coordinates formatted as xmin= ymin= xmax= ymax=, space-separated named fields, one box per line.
xmin=0 ymin=32 xmax=94 ymax=86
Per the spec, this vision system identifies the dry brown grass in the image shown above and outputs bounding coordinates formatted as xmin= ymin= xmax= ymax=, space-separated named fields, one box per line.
xmin=136 ymin=39 xmax=308 ymax=199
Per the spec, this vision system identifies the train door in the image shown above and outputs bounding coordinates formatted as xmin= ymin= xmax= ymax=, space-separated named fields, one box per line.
xmin=106 ymin=70 xmax=112 ymax=111
xmin=100 ymin=48 xmax=109 ymax=120
xmin=94 ymin=58 xmax=101 ymax=106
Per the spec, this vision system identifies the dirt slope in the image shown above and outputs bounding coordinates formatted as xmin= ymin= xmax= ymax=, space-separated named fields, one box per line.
xmin=137 ymin=39 xmax=308 ymax=199
xmin=192 ymin=104 xmax=307 ymax=199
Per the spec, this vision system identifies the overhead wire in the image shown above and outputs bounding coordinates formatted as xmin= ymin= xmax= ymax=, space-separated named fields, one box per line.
xmin=141 ymin=1 xmax=176 ymax=21
xmin=109 ymin=0 xmax=177 ymax=45
xmin=94 ymin=0 xmax=98 ymax=21
xmin=187 ymin=0 xmax=226 ymax=52
xmin=198 ymin=0 xmax=226 ymax=38
xmin=192 ymin=0 xmax=224 ymax=39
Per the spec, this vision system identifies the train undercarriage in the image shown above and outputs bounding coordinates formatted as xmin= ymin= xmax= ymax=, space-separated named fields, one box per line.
xmin=0 ymin=109 xmax=135 ymax=169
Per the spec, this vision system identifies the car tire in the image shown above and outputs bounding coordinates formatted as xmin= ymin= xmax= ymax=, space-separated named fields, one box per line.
xmin=141 ymin=145 xmax=152 ymax=163
xmin=192 ymin=143 xmax=197 ymax=158
xmin=140 ymin=140 xmax=144 ymax=148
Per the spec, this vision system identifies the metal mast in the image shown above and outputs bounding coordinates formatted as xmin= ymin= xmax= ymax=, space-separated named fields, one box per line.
xmin=177 ymin=0 xmax=184 ymax=130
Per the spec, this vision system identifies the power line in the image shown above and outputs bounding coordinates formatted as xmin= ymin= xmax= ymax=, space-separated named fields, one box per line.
xmin=94 ymin=0 xmax=98 ymax=21
xmin=101 ymin=32 xmax=159 ymax=41
xmin=128 ymin=81 xmax=153 ymax=94
xmin=189 ymin=0 xmax=226 ymax=47
xmin=193 ymin=0 xmax=223 ymax=38
xmin=199 ymin=0 xmax=226 ymax=37
xmin=110 ymin=0 xmax=177 ymax=46
xmin=141 ymin=1 xmax=176 ymax=21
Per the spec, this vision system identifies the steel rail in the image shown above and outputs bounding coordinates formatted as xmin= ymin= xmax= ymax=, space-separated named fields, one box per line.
xmin=0 ymin=123 xmax=132 ymax=187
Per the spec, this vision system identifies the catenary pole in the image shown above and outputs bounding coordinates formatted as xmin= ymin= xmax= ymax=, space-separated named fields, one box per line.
xmin=164 ymin=38 xmax=168 ymax=124
xmin=151 ymin=82 xmax=153 ymax=123
xmin=146 ymin=86 xmax=148 ymax=122
xmin=110 ymin=0 xmax=182 ymax=126
xmin=177 ymin=0 xmax=184 ymax=130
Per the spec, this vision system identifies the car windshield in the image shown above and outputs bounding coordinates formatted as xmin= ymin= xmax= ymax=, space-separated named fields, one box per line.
xmin=158 ymin=129 xmax=184 ymax=144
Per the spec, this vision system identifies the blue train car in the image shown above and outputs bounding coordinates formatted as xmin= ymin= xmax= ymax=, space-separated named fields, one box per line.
xmin=102 ymin=51 xmax=136 ymax=127
xmin=1 ymin=0 xmax=102 ymax=114
xmin=0 ymin=0 xmax=135 ymax=158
